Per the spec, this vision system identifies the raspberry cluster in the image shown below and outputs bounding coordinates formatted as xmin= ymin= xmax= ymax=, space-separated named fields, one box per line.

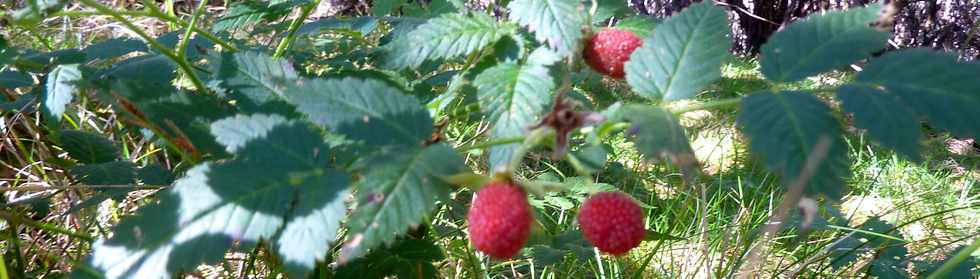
xmin=467 ymin=181 xmax=532 ymax=259
xmin=583 ymin=28 xmax=644 ymax=78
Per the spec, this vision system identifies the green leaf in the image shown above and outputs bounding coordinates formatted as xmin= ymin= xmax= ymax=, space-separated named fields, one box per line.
xmin=93 ymin=55 xmax=176 ymax=83
xmin=70 ymin=161 xmax=137 ymax=185
xmin=82 ymin=38 xmax=148 ymax=61
xmin=296 ymin=17 xmax=380 ymax=36
xmin=339 ymin=144 xmax=465 ymax=263
xmin=156 ymin=32 xmax=214 ymax=61
xmin=760 ymin=4 xmax=887 ymax=82
xmin=212 ymin=0 xmax=305 ymax=32
xmin=11 ymin=0 xmax=66 ymax=27
xmin=0 ymin=70 xmax=33 ymax=88
xmin=18 ymin=49 xmax=86 ymax=72
xmin=383 ymin=13 xmax=512 ymax=69
xmin=852 ymin=48 xmax=980 ymax=139
xmin=59 ymin=130 xmax=120 ymax=164
xmin=336 ymin=239 xmax=444 ymax=279
xmin=836 ymin=84 xmax=922 ymax=161
xmin=614 ymin=16 xmax=660 ymax=38
xmin=621 ymin=105 xmax=696 ymax=168
xmin=211 ymin=51 xmax=298 ymax=113
xmin=0 ymin=91 xmax=37 ymax=113
xmin=828 ymin=218 xmax=904 ymax=270
xmin=473 ymin=57 xmax=555 ymax=169
xmin=508 ymin=0 xmax=584 ymax=57
xmin=81 ymin=115 xmax=351 ymax=278
xmin=284 ymin=77 xmax=433 ymax=148
xmin=624 ymin=2 xmax=730 ymax=101
xmin=372 ymin=0 xmax=405 ymax=16
xmin=736 ymin=91 xmax=851 ymax=200
xmin=137 ymin=164 xmax=176 ymax=185
xmin=590 ymin=0 xmax=632 ymax=24
xmin=43 ymin=64 xmax=82 ymax=121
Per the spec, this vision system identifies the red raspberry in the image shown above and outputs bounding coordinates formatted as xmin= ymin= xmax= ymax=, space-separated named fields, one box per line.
xmin=577 ymin=192 xmax=645 ymax=255
xmin=583 ymin=29 xmax=644 ymax=78
xmin=467 ymin=181 xmax=532 ymax=259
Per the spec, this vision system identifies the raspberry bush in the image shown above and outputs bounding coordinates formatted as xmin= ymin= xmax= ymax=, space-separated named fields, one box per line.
xmin=1 ymin=0 xmax=979 ymax=278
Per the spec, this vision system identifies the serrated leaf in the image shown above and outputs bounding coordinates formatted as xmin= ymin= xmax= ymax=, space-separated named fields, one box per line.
xmin=93 ymin=55 xmax=176 ymax=84
xmin=372 ymin=0 xmax=405 ymax=16
xmin=852 ymin=48 xmax=980 ymax=139
xmin=383 ymin=13 xmax=512 ymax=69
xmin=212 ymin=0 xmax=305 ymax=32
xmin=296 ymin=17 xmax=380 ymax=36
xmin=70 ymin=161 xmax=137 ymax=185
xmin=336 ymin=239 xmax=443 ymax=279
xmin=737 ymin=91 xmax=851 ymax=200
xmin=339 ymin=144 xmax=465 ymax=263
xmin=59 ymin=130 xmax=120 ymax=164
xmin=622 ymin=105 xmax=696 ymax=168
xmin=508 ymin=0 xmax=584 ymax=57
xmin=43 ymin=64 xmax=82 ymax=121
xmin=80 ymin=115 xmax=351 ymax=278
xmin=0 ymin=70 xmax=33 ymax=88
xmin=211 ymin=51 xmax=298 ymax=113
xmin=836 ymin=84 xmax=922 ymax=161
xmin=18 ymin=49 xmax=86 ymax=72
xmin=761 ymin=4 xmax=887 ymax=82
xmin=828 ymin=218 xmax=905 ymax=270
xmin=615 ymin=16 xmax=659 ymax=38
xmin=82 ymin=38 xmax=148 ymax=61
xmin=624 ymin=2 xmax=730 ymax=100
xmin=590 ymin=0 xmax=632 ymax=24
xmin=137 ymin=164 xmax=175 ymax=185
xmin=284 ymin=77 xmax=433 ymax=148
xmin=0 ymin=91 xmax=37 ymax=112
xmin=474 ymin=60 xmax=554 ymax=169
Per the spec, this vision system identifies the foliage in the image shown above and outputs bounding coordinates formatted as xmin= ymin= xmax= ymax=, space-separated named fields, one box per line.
xmin=1 ymin=0 xmax=978 ymax=278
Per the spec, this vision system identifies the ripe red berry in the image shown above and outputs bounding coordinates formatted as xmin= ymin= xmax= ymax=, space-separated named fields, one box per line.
xmin=577 ymin=192 xmax=645 ymax=255
xmin=467 ymin=181 xmax=532 ymax=259
xmin=583 ymin=29 xmax=644 ymax=78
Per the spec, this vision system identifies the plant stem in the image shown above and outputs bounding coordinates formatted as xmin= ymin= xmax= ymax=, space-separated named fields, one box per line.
xmin=76 ymin=0 xmax=207 ymax=93
xmin=457 ymin=137 xmax=524 ymax=151
xmin=273 ymin=0 xmax=322 ymax=57
xmin=177 ymin=0 xmax=209 ymax=60
xmin=671 ymin=97 xmax=742 ymax=115
xmin=926 ymin=238 xmax=980 ymax=279
xmin=0 ymin=211 xmax=94 ymax=242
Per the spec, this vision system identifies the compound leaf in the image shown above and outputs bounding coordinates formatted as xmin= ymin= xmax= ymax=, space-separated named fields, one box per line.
xmin=82 ymin=38 xmax=148 ymax=61
xmin=736 ymin=91 xmax=850 ymax=200
xmin=339 ymin=144 xmax=465 ymax=263
xmin=508 ymin=0 xmax=584 ymax=57
xmin=624 ymin=2 xmax=730 ymax=101
xmin=761 ymin=4 xmax=887 ymax=82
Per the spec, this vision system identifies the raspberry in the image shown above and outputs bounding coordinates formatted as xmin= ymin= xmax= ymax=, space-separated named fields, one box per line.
xmin=583 ymin=29 xmax=644 ymax=78
xmin=467 ymin=181 xmax=532 ymax=259
xmin=577 ymin=192 xmax=645 ymax=255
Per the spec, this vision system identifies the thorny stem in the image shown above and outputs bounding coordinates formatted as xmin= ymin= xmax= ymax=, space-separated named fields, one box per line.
xmin=273 ymin=0 xmax=322 ymax=57
xmin=76 ymin=0 xmax=207 ymax=93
